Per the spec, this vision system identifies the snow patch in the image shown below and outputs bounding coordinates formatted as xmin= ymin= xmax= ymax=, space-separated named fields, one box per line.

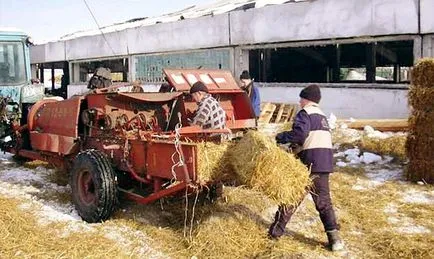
xmin=336 ymin=161 xmax=347 ymax=167
xmin=0 ymin=168 xmax=46 ymax=185
xmin=384 ymin=203 xmax=431 ymax=234
xmin=397 ymin=225 xmax=431 ymax=234
xmin=401 ymin=190 xmax=434 ymax=205
xmin=352 ymin=178 xmax=383 ymax=191
xmin=328 ymin=113 xmax=337 ymax=130
xmin=365 ymin=168 xmax=403 ymax=182
xmin=103 ymin=225 xmax=165 ymax=258
xmin=360 ymin=152 xmax=382 ymax=164
xmin=344 ymin=148 xmax=361 ymax=164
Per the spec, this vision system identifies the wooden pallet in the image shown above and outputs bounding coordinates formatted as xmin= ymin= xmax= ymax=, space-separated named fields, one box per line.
xmin=258 ymin=103 xmax=277 ymax=123
xmin=259 ymin=103 xmax=298 ymax=124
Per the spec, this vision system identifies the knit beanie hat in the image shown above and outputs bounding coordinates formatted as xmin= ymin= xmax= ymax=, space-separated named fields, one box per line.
xmin=240 ymin=70 xmax=251 ymax=80
xmin=190 ymin=81 xmax=209 ymax=94
xmin=299 ymin=84 xmax=321 ymax=103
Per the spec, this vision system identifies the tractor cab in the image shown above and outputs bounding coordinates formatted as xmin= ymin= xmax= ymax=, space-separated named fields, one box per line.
xmin=0 ymin=28 xmax=45 ymax=148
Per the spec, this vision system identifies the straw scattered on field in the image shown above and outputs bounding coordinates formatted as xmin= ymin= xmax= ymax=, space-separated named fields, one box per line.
xmin=332 ymin=167 xmax=434 ymax=259
xmin=112 ymin=186 xmax=333 ymax=259
xmin=0 ymin=197 xmax=134 ymax=259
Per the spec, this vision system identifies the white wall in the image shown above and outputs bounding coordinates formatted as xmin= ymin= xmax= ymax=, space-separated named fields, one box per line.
xmin=65 ymin=30 xmax=129 ymax=60
xmin=126 ymin=14 xmax=229 ymax=55
xmin=230 ymin=0 xmax=419 ymax=45
xmin=258 ymin=85 xmax=409 ymax=119
xmin=30 ymin=44 xmax=45 ymax=64
xmin=61 ymin=14 xmax=229 ymax=61
xmin=421 ymin=0 xmax=434 ymax=34
xmin=30 ymin=41 xmax=66 ymax=63
xmin=422 ymin=35 xmax=434 ymax=57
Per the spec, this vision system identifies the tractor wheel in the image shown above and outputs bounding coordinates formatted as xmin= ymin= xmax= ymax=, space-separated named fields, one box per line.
xmin=70 ymin=150 xmax=118 ymax=223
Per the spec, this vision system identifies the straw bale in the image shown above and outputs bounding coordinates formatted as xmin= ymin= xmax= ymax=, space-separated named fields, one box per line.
xmin=408 ymin=86 xmax=434 ymax=111
xmin=229 ymin=131 xmax=311 ymax=206
xmin=406 ymin=160 xmax=434 ymax=183
xmin=359 ymin=135 xmax=407 ymax=161
xmin=408 ymin=110 xmax=434 ymax=135
xmin=411 ymin=58 xmax=434 ymax=88
xmin=196 ymin=141 xmax=233 ymax=182
xmin=405 ymin=134 xmax=434 ymax=160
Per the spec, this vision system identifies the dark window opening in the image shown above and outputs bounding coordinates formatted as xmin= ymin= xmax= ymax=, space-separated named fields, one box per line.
xmin=74 ymin=58 xmax=129 ymax=83
xmin=249 ymin=40 xmax=414 ymax=84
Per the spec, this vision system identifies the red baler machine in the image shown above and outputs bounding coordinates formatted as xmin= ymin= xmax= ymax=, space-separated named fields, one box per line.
xmin=4 ymin=69 xmax=256 ymax=222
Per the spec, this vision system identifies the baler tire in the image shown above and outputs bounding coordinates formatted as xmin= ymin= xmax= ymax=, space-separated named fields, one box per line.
xmin=70 ymin=150 xmax=118 ymax=223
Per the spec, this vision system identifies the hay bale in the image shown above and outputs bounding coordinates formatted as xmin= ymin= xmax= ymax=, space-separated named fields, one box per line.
xmin=408 ymin=86 xmax=434 ymax=111
xmin=359 ymin=135 xmax=407 ymax=161
xmin=196 ymin=142 xmax=233 ymax=182
xmin=411 ymin=58 xmax=434 ymax=88
xmin=229 ymin=131 xmax=311 ymax=205
xmin=408 ymin=110 xmax=434 ymax=136
xmin=406 ymin=160 xmax=434 ymax=183
xmin=407 ymin=58 xmax=434 ymax=184
xmin=405 ymin=134 xmax=434 ymax=160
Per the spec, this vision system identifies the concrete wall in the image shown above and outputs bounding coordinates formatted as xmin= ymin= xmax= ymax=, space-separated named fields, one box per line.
xmin=258 ymin=84 xmax=409 ymax=119
xmin=126 ymin=14 xmax=229 ymax=55
xmin=66 ymin=30 xmax=129 ymax=60
xmin=421 ymin=0 xmax=434 ymax=33
xmin=60 ymin=14 xmax=229 ymax=61
xmin=422 ymin=35 xmax=434 ymax=57
xmin=230 ymin=0 xmax=419 ymax=45
xmin=30 ymin=41 xmax=65 ymax=63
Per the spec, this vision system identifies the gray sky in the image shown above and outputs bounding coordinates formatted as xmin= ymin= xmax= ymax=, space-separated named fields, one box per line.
xmin=0 ymin=0 xmax=212 ymax=43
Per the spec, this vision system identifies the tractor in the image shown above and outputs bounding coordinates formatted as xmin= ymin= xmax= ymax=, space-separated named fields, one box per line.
xmin=1 ymin=68 xmax=256 ymax=222
xmin=0 ymin=28 xmax=45 ymax=150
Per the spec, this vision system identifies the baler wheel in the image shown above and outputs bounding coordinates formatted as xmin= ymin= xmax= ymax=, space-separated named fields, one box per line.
xmin=70 ymin=150 xmax=118 ymax=223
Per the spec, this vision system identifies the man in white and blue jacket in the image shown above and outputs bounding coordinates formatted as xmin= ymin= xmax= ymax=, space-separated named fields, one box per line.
xmin=268 ymin=84 xmax=344 ymax=252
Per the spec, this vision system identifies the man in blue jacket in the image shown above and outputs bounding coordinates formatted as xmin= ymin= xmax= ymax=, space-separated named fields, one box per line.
xmin=239 ymin=70 xmax=261 ymax=118
xmin=268 ymin=84 xmax=344 ymax=252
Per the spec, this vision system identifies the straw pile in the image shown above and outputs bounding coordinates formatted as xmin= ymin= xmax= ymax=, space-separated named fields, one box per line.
xmin=331 ymin=170 xmax=434 ymax=258
xmin=118 ymin=186 xmax=321 ymax=258
xmin=406 ymin=58 xmax=434 ymax=183
xmin=0 ymin=196 xmax=129 ymax=258
xmin=359 ymin=135 xmax=407 ymax=161
xmin=229 ymin=131 xmax=311 ymax=205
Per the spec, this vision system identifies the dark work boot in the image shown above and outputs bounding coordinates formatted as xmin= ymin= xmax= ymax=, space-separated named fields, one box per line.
xmin=326 ymin=230 xmax=345 ymax=252
xmin=268 ymin=206 xmax=293 ymax=239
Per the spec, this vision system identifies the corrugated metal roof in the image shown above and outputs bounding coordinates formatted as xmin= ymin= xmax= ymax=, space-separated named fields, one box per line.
xmin=0 ymin=27 xmax=28 ymax=35
xmin=57 ymin=0 xmax=307 ymax=42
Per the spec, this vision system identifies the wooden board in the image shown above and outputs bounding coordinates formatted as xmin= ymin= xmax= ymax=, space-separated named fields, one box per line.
xmin=339 ymin=119 xmax=408 ymax=132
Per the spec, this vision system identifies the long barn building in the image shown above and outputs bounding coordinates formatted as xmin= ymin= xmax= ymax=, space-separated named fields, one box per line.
xmin=30 ymin=0 xmax=434 ymax=119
